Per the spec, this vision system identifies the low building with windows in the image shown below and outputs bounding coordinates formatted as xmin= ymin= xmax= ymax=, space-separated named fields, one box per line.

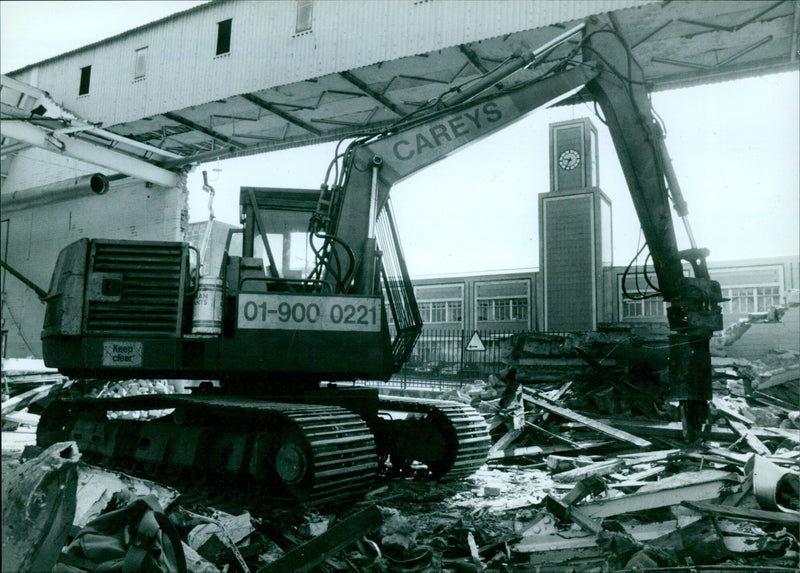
xmin=403 ymin=256 xmax=798 ymax=373
xmin=188 ymin=220 xmax=797 ymax=375
xmin=613 ymin=257 xmax=796 ymax=326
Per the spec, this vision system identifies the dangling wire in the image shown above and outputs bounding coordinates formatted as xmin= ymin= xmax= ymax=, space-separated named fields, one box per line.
xmin=622 ymin=231 xmax=662 ymax=301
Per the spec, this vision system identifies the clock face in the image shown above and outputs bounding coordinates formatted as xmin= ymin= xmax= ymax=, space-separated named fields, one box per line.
xmin=558 ymin=149 xmax=581 ymax=171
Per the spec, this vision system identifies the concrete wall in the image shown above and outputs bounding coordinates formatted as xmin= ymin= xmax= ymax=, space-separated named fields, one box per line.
xmin=1 ymin=149 xmax=187 ymax=358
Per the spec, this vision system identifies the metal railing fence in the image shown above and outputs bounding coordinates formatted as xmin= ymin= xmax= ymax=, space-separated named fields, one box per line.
xmin=391 ymin=328 xmax=518 ymax=383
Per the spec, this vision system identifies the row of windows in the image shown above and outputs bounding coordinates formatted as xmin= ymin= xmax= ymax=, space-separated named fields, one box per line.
xmin=415 ymin=296 xmax=530 ymax=324
xmin=76 ymin=2 xmax=313 ymax=95
xmin=620 ymin=285 xmax=784 ymax=319
xmin=724 ymin=286 xmax=782 ymax=314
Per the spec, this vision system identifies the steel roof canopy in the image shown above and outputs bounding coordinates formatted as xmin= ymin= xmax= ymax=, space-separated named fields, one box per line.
xmin=2 ymin=1 xmax=798 ymax=176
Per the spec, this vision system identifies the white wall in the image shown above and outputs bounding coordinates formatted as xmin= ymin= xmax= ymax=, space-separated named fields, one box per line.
xmin=1 ymin=149 xmax=187 ymax=358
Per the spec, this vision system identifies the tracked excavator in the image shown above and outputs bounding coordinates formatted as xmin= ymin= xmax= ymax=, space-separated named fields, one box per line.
xmin=37 ymin=15 xmax=723 ymax=506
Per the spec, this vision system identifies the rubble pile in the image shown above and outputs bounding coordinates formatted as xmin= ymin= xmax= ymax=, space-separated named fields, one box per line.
xmin=2 ymin=344 xmax=798 ymax=572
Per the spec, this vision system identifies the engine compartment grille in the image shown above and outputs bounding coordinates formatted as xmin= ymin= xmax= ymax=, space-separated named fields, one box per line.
xmin=85 ymin=241 xmax=186 ymax=335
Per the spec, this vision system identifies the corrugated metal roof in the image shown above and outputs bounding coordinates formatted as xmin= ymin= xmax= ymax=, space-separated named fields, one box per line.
xmin=2 ymin=0 xmax=796 ymax=174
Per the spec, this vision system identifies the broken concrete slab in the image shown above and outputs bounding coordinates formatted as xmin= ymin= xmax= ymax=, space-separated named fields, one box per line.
xmin=577 ymin=470 xmax=739 ymax=519
xmin=182 ymin=542 xmax=221 ymax=573
xmin=74 ymin=462 xmax=180 ymax=527
xmin=380 ymin=506 xmax=419 ymax=553
xmin=515 ymin=518 xmax=702 ymax=558
xmin=187 ymin=510 xmax=255 ymax=563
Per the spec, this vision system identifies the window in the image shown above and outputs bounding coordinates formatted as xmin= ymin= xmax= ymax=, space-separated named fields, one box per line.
xmin=727 ymin=287 xmax=755 ymax=314
xmin=79 ymin=65 xmax=91 ymax=95
xmin=477 ymin=300 xmax=490 ymax=321
xmin=756 ymin=286 xmax=781 ymax=311
xmin=430 ymin=302 xmax=446 ymax=323
xmin=296 ymin=0 xmax=313 ymax=33
xmin=622 ymin=300 xmax=643 ymax=318
xmin=476 ymin=297 xmax=528 ymax=322
xmin=621 ymin=294 xmax=665 ymax=319
xmin=512 ymin=298 xmax=528 ymax=321
xmin=134 ymin=47 xmax=147 ymax=79
xmin=722 ymin=286 xmax=781 ymax=314
xmin=216 ymin=19 xmax=232 ymax=55
xmin=476 ymin=281 xmax=529 ymax=323
xmin=619 ymin=273 xmax=665 ymax=320
xmin=447 ymin=301 xmax=462 ymax=322
xmin=415 ymin=284 xmax=463 ymax=325
xmin=494 ymin=299 xmax=511 ymax=321
xmin=254 ymin=234 xmax=283 ymax=276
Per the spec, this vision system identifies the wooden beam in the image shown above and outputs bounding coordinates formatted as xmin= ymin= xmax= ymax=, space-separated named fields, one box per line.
xmin=682 ymin=500 xmax=800 ymax=528
xmin=489 ymin=427 xmax=524 ymax=455
xmin=258 ymin=505 xmax=382 ymax=572
xmin=725 ymin=418 xmax=772 ymax=456
xmin=523 ymin=395 xmax=651 ymax=448
xmin=1 ymin=384 xmax=52 ymax=415
xmin=619 ymin=418 xmax=799 ymax=444
xmin=552 ymin=459 xmax=625 ymax=483
xmin=487 ymin=440 xmax=611 ymax=461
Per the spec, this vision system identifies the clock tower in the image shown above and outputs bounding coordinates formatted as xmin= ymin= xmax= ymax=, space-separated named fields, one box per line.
xmin=550 ymin=118 xmax=598 ymax=192
xmin=539 ymin=118 xmax=612 ymax=331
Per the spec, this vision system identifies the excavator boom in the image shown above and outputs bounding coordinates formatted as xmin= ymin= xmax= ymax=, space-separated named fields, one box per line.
xmin=322 ymin=14 xmax=723 ymax=438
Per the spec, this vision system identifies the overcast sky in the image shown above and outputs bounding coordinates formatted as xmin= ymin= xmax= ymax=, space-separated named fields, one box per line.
xmin=2 ymin=1 xmax=798 ymax=277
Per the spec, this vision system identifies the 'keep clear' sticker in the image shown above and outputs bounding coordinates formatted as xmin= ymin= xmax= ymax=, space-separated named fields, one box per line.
xmin=102 ymin=341 xmax=143 ymax=367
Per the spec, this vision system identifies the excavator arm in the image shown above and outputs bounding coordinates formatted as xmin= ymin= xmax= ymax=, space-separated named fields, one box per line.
xmin=313 ymin=15 xmax=723 ymax=439
xmin=582 ymin=23 xmax=724 ymax=440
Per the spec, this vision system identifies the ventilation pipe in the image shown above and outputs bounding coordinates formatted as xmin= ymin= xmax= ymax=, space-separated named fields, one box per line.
xmin=1 ymin=173 xmax=110 ymax=212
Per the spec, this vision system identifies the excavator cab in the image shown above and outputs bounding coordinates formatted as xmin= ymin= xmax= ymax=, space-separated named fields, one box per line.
xmin=40 ymin=185 xmax=422 ymax=383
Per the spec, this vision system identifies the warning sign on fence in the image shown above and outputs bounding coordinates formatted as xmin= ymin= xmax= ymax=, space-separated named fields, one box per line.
xmin=465 ymin=331 xmax=486 ymax=352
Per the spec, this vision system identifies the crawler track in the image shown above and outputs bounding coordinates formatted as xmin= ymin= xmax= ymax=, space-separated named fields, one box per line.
xmin=376 ymin=396 xmax=491 ymax=480
xmin=38 ymin=395 xmax=378 ymax=507
xmin=37 ymin=392 xmax=491 ymax=508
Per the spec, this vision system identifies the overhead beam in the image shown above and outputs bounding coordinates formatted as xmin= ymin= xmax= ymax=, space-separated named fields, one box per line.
xmin=339 ymin=70 xmax=406 ymax=117
xmin=459 ymin=44 xmax=489 ymax=73
xmin=1 ymin=120 xmax=179 ymax=188
xmin=240 ymin=93 xmax=322 ymax=136
xmin=160 ymin=145 xmax=239 ymax=169
xmin=162 ymin=111 xmax=246 ymax=149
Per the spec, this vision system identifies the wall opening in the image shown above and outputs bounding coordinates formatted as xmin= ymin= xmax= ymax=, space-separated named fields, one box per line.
xmin=216 ymin=19 xmax=232 ymax=55
xmin=79 ymin=65 xmax=91 ymax=95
